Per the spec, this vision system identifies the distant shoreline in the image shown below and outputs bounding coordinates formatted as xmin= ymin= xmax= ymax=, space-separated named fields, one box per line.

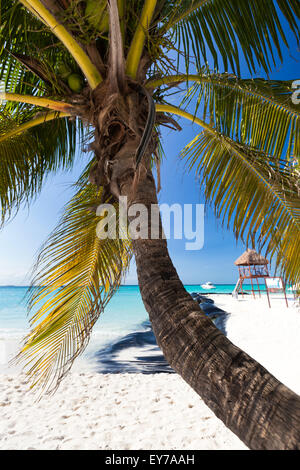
xmin=0 ymin=283 xmax=267 ymax=288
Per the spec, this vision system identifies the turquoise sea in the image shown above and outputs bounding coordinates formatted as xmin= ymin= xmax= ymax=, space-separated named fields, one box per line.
xmin=0 ymin=283 xmax=267 ymax=330
xmin=0 ymin=284 xmax=269 ymax=374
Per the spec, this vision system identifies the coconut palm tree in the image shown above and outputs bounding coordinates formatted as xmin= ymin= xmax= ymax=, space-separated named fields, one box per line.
xmin=1 ymin=0 xmax=300 ymax=449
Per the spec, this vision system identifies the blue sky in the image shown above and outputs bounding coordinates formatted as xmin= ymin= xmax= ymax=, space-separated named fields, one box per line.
xmin=0 ymin=17 xmax=299 ymax=286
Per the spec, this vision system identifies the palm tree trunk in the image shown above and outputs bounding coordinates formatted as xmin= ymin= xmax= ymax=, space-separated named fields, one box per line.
xmin=118 ymin=162 xmax=300 ymax=450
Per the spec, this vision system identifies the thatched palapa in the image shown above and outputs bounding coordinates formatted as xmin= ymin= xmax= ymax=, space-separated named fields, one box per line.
xmin=235 ymin=249 xmax=269 ymax=266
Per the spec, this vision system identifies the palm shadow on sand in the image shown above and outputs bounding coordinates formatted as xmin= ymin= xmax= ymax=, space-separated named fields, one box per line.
xmin=93 ymin=296 xmax=228 ymax=374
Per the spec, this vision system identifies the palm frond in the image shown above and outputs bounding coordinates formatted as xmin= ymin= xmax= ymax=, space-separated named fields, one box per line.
xmin=0 ymin=0 xmax=99 ymax=104
xmin=0 ymin=0 xmax=66 ymax=97
xmin=126 ymin=0 xmax=158 ymax=78
xmin=16 ymin=184 xmax=132 ymax=394
xmin=161 ymin=0 xmax=300 ymax=75
xmin=0 ymin=110 xmax=78 ymax=223
xmin=178 ymin=73 xmax=300 ymax=161
xmin=182 ymin=128 xmax=300 ymax=284
xmin=19 ymin=0 xmax=102 ymax=89
xmin=0 ymin=92 xmax=75 ymax=112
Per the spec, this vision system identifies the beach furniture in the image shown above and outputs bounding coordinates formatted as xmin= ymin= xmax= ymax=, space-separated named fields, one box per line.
xmin=234 ymin=249 xmax=288 ymax=307
xmin=264 ymin=277 xmax=288 ymax=308
xmin=234 ymin=249 xmax=269 ymax=298
xmin=234 ymin=249 xmax=270 ymax=298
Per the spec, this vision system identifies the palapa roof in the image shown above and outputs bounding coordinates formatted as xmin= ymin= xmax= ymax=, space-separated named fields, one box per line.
xmin=235 ymin=249 xmax=269 ymax=266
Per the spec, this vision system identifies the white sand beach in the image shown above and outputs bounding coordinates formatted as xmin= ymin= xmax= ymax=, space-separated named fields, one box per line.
xmin=0 ymin=294 xmax=299 ymax=450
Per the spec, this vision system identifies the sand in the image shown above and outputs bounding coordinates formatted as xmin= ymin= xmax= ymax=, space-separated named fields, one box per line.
xmin=0 ymin=294 xmax=299 ymax=450
xmin=0 ymin=373 xmax=246 ymax=450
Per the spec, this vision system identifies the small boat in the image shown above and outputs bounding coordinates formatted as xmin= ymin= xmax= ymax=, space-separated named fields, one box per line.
xmin=201 ymin=281 xmax=216 ymax=290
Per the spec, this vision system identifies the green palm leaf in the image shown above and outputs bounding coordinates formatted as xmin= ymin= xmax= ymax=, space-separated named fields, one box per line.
xmin=0 ymin=0 xmax=81 ymax=99
xmin=162 ymin=0 xmax=299 ymax=75
xmin=1 ymin=1 xmax=57 ymax=94
xmin=16 ymin=184 xmax=132 ymax=394
xmin=0 ymin=109 xmax=78 ymax=223
xmin=182 ymin=127 xmax=300 ymax=284
xmin=179 ymin=73 xmax=300 ymax=160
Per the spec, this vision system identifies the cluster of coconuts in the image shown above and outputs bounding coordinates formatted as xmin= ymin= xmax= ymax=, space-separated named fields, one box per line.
xmin=57 ymin=1 xmax=124 ymax=92
xmin=57 ymin=62 xmax=84 ymax=93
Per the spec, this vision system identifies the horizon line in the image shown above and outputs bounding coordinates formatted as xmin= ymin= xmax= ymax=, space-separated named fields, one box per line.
xmin=0 ymin=282 xmax=257 ymax=287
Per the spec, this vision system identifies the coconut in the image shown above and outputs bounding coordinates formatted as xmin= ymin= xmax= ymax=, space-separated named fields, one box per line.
xmin=68 ymin=74 xmax=84 ymax=93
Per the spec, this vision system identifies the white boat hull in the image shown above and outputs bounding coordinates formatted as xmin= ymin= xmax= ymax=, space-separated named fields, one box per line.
xmin=201 ymin=284 xmax=216 ymax=290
